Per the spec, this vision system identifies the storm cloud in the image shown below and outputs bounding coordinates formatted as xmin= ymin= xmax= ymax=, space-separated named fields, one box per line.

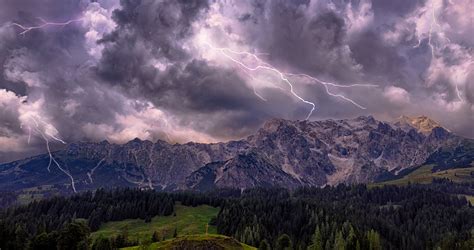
xmin=0 ymin=0 xmax=472 ymax=163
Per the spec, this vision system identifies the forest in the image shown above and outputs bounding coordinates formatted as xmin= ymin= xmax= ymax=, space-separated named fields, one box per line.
xmin=0 ymin=181 xmax=473 ymax=249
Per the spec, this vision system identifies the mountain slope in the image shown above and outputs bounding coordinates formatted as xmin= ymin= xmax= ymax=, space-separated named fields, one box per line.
xmin=0 ymin=115 xmax=470 ymax=193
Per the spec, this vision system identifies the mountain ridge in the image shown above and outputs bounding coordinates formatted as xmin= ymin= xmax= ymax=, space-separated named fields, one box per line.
xmin=0 ymin=115 xmax=470 ymax=194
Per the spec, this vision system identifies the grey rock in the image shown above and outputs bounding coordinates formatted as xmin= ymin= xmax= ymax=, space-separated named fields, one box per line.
xmin=0 ymin=116 xmax=466 ymax=192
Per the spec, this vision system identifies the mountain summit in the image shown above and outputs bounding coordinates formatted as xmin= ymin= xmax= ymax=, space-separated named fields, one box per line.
xmin=394 ymin=115 xmax=446 ymax=135
xmin=0 ymin=115 xmax=468 ymax=193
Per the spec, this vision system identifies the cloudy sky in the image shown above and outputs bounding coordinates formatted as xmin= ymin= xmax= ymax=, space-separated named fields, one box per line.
xmin=0 ymin=0 xmax=472 ymax=163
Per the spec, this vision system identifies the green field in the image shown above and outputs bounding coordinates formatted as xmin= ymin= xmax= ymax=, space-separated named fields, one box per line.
xmin=372 ymin=165 xmax=474 ymax=187
xmin=122 ymin=234 xmax=256 ymax=250
xmin=92 ymin=204 xmax=219 ymax=243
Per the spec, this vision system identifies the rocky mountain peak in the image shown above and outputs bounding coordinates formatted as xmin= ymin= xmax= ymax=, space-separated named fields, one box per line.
xmin=353 ymin=115 xmax=377 ymax=124
xmin=394 ymin=115 xmax=444 ymax=134
xmin=261 ymin=118 xmax=295 ymax=132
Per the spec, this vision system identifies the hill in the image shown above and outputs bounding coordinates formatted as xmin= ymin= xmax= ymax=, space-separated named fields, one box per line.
xmin=122 ymin=234 xmax=256 ymax=250
xmin=92 ymin=204 xmax=219 ymax=243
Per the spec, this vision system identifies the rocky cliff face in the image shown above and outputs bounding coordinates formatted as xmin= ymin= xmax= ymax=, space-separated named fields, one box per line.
xmin=0 ymin=116 xmax=465 ymax=192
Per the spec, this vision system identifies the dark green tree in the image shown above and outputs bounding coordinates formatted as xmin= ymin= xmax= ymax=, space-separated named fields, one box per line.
xmin=367 ymin=230 xmax=381 ymax=250
xmin=29 ymin=231 xmax=59 ymax=250
xmin=346 ymin=224 xmax=357 ymax=250
xmin=276 ymin=234 xmax=292 ymax=250
xmin=242 ymin=226 xmax=255 ymax=246
xmin=14 ymin=225 xmax=28 ymax=250
xmin=309 ymin=225 xmax=323 ymax=250
xmin=259 ymin=239 xmax=270 ymax=250
xmin=57 ymin=221 xmax=91 ymax=250
xmin=92 ymin=236 xmax=112 ymax=250
xmin=334 ymin=230 xmax=345 ymax=250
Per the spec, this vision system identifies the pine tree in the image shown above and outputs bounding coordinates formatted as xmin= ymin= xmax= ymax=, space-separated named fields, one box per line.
xmin=29 ymin=231 xmax=59 ymax=250
xmin=334 ymin=230 xmax=345 ymax=250
xmin=57 ymin=221 xmax=91 ymax=250
xmin=259 ymin=239 xmax=270 ymax=250
xmin=14 ymin=225 xmax=28 ymax=250
xmin=276 ymin=234 xmax=292 ymax=250
xmin=346 ymin=225 xmax=357 ymax=250
xmin=243 ymin=226 xmax=255 ymax=246
xmin=367 ymin=230 xmax=381 ymax=250
xmin=309 ymin=225 xmax=323 ymax=250
xmin=92 ymin=236 xmax=112 ymax=250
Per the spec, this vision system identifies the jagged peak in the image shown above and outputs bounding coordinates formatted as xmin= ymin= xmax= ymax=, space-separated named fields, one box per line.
xmin=261 ymin=118 xmax=294 ymax=131
xmin=394 ymin=115 xmax=445 ymax=134
xmin=131 ymin=137 xmax=143 ymax=142
xmin=353 ymin=115 xmax=376 ymax=123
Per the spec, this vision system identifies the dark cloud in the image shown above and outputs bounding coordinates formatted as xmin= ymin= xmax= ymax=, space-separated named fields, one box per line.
xmin=95 ymin=0 xmax=292 ymax=139
xmin=0 ymin=0 xmax=472 ymax=163
xmin=0 ymin=0 xmax=86 ymax=24
xmin=0 ymin=0 xmax=134 ymax=161
xmin=254 ymin=2 xmax=361 ymax=82
xmin=349 ymin=30 xmax=407 ymax=84
xmin=101 ymin=0 xmax=209 ymax=62
xmin=371 ymin=0 xmax=425 ymax=18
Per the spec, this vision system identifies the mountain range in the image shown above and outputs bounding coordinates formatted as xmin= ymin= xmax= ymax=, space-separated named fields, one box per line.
xmin=0 ymin=115 xmax=472 ymax=194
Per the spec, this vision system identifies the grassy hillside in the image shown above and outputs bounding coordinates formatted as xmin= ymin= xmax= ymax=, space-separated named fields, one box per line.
xmin=372 ymin=165 xmax=474 ymax=187
xmin=91 ymin=204 xmax=219 ymax=243
xmin=122 ymin=234 xmax=256 ymax=250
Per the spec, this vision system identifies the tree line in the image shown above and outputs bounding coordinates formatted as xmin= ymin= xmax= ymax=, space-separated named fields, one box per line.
xmin=217 ymin=185 xmax=473 ymax=249
xmin=0 ymin=184 xmax=473 ymax=249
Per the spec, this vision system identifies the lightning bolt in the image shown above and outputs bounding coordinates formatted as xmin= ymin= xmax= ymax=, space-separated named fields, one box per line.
xmin=428 ymin=1 xmax=464 ymax=103
xmin=455 ymin=84 xmax=464 ymax=102
xmin=21 ymin=115 xmax=77 ymax=193
xmin=10 ymin=16 xmax=85 ymax=192
xmin=205 ymin=42 xmax=376 ymax=119
xmin=239 ymin=69 xmax=268 ymax=102
xmin=286 ymin=73 xmax=377 ymax=109
xmin=209 ymin=43 xmax=315 ymax=119
xmin=414 ymin=0 xmax=464 ymax=102
xmin=427 ymin=2 xmax=438 ymax=59
xmin=11 ymin=17 xmax=82 ymax=35
xmin=413 ymin=1 xmax=442 ymax=55
xmin=87 ymin=158 xmax=105 ymax=184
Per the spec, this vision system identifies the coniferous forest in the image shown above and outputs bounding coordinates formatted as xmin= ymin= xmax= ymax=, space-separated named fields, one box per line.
xmin=0 ymin=183 xmax=473 ymax=250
